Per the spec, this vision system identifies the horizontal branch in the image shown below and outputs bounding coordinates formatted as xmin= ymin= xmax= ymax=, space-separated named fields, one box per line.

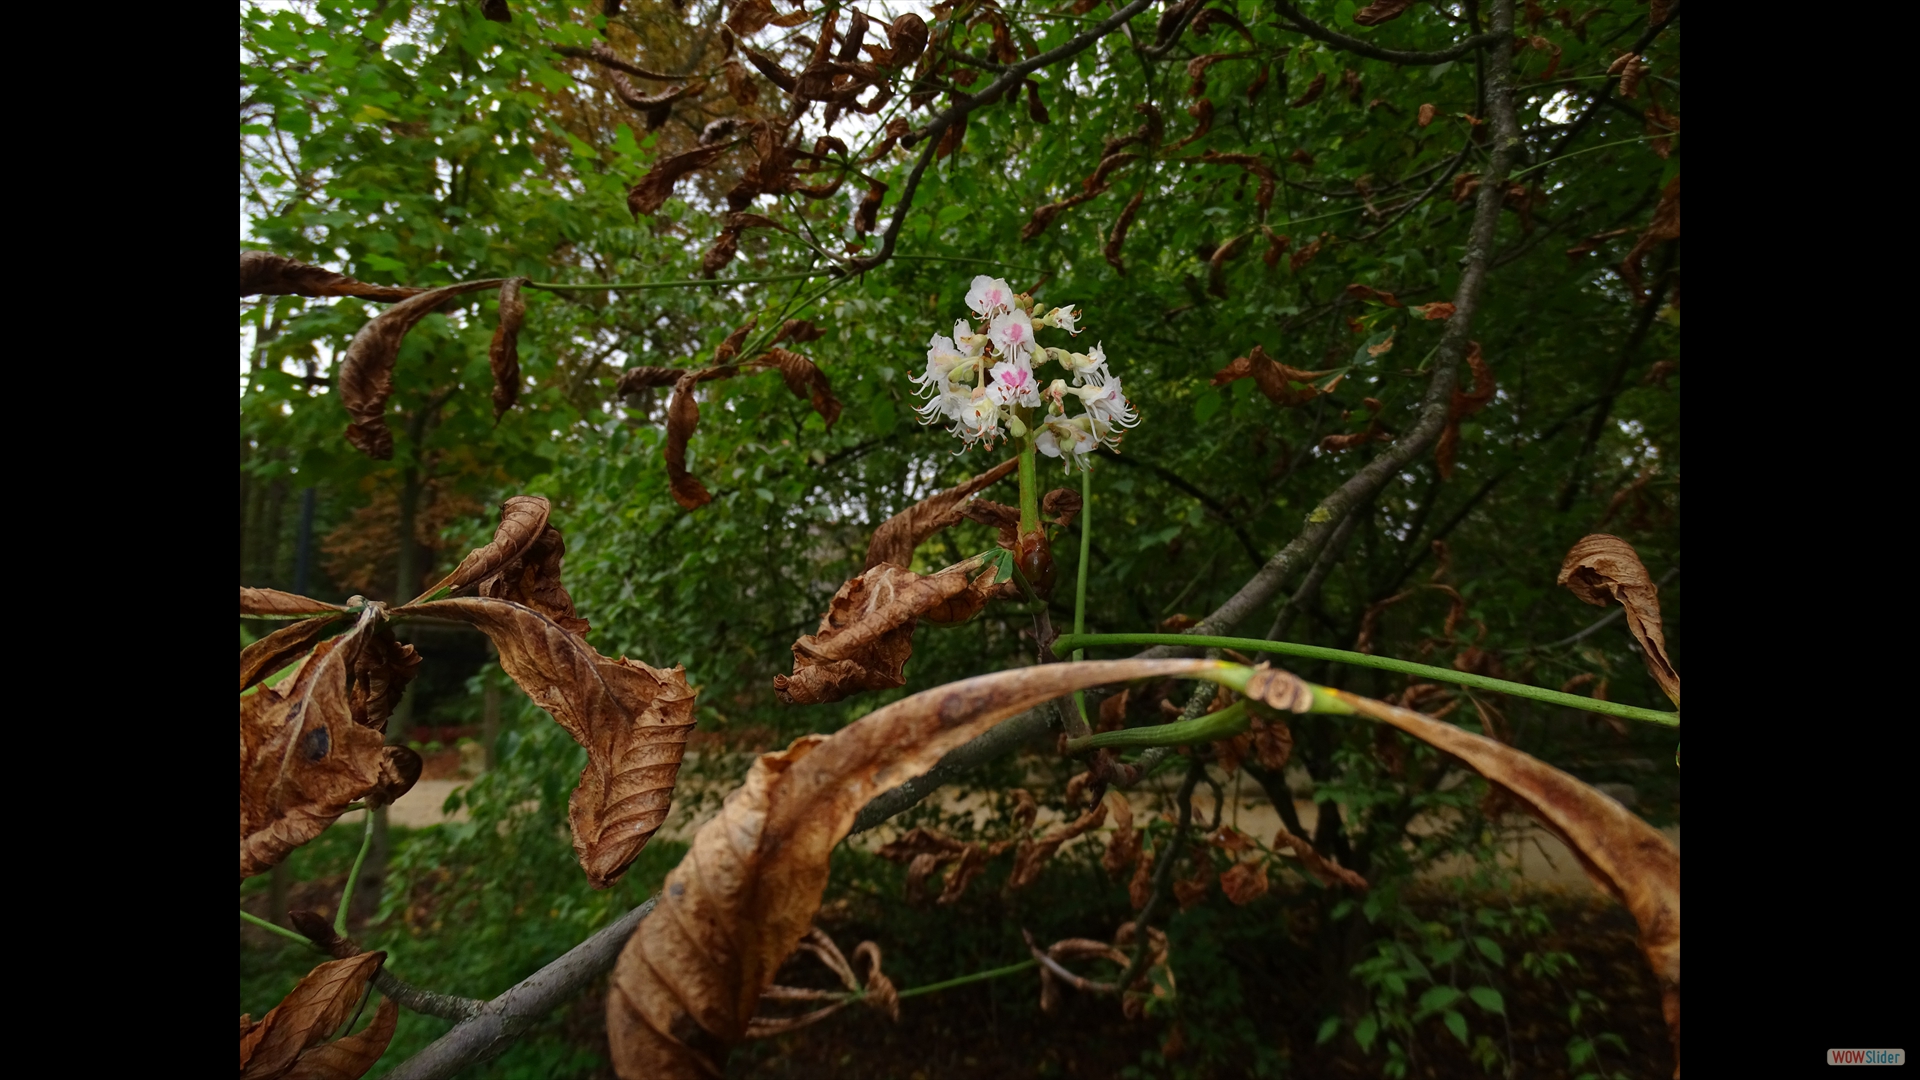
xmin=1272 ymin=1 xmax=1503 ymax=65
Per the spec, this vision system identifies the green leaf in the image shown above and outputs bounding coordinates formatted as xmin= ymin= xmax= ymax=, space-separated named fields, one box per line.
xmin=1418 ymin=985 xmax=1462 ymax=1013
xmin=1443 ymin=1009 xmax=1469 ymax=1045
xmin=1468 ymin=986 xmax=1505 ymax=1015
xmin=1191 ymin=386 xmax=1222 ymax=423
xmin=1473 ymin=936 xmax=1505 ymax=965
xmin=1354 ymin=1013 xmax=1379 ymax=1052
xmin=1316 ymin=1016 xmax=1342 ymax=1045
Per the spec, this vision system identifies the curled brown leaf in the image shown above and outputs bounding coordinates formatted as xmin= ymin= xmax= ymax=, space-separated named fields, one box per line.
xmin=1333 ymin=687 xmax=1679 ymax=1070
xmin=242 ymin=614 xmax=349 ymax=693
xmin=629 ymin=144 xmax=731 ymax=217
xmin=418 ymin=495 xmax=551 ymax=602
xmin=725 ymin=0 xmax=774 ymax=36
xmin=1556 ymin=535 xmax=1679 ymax=706
xmin=1101 ymin=792 xmax=1139 ymax=876
xmin=1289 ymin=232 xmax=1326 ymax=273
xmin=338 ymin=279 xmax=504 ymax=459
xmin=863 ymin=457 xmax=1018 ymax=571
xmin=1418 ymin=102 xmax=1437 ymax=127
xmin=1289 ymin=71 xmax=1326 ymax=108
xmin=1209 ymin=345 xmax=1331 ymax=409
xmin=404 ymin=597 xmax=697 ymax=887
xmin=750 ymin=348 xmax=842 ymax=429
xmin=242 ymin=588 xmax=349 ymax=618
xmin=240 ymin=251 xmax=425 ymax=302
xmin=1435 ymin=340 xmax=1494 ymax=479
xmin=239 ymin=953 xmax=392 ymax=1080
xmin=1352 ymin=0 xmax=1415 ymax=24
xmin=1218 ymin=857 xmax=1270 ymax=905
xmin=773 ymin=558 xmax=1002 ymax=705
xmin=1206 ymin=233 xmax=1250 ymax=298
xmin=1104 ymin=190 xmax=1146 ymax=274
xmin=608 ymin=658 xmax=1226 ymax=1078
xmin=1414 ymin=300 xmax=1455 ymax=320
xmin=240 ymin=610 xmax=392 ymax=880
xmin=1008 ymin=799 xmax=1109 ymax=891
xmin=1621 ymin=175 xmax=1680 ymax=304
xmin=489 ymin=278 xmax=527 ymax=419
xmin=1271 ymin=822 xmax=1369 ymax=890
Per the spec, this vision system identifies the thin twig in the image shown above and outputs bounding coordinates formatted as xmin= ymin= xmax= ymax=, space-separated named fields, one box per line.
xmin=1116 ymin=759 xmax=1204 ymax=994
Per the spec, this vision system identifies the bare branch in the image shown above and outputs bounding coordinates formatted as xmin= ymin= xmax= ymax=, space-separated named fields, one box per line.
xmin=1271 ymin=1 xmax=1503 ymax=65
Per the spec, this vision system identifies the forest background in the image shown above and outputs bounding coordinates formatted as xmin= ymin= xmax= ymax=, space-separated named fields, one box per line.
xmin=239 ymin=0 xmax=1680 ymax=1076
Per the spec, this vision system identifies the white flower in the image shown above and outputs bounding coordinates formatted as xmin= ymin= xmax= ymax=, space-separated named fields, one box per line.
xmin=912 ymin=333 xmax=972 ymax=397
xmin=965 ymin=275 xmax=1017 ymax=318
xmin=954 ymin=318 xmax=988 ymax=356
xmin=1035 ymin=416 xmax=1098 ymax=471
xmin=1057 ymin=341 xmax=1113 ymax=385
xmin=1040 ymin=305 xmax=1082 ymax=335
xmin=987 ymin=358 xmax=1041 ymax=408
xmin=950 ymin=387 xmax=1003 ymax=448
xmin=916 ymin=387 xmax=969 ymax=426
xmin=988 ymin=307 xmax=1037 ymax=364
xmin=1073 ymin=373 xmax=1140 ymax=430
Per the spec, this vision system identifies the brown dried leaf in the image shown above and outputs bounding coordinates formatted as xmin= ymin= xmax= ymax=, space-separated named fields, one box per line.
xmin=240 ymin=252 xmax=425 ymax=302
xmin=1414 ymin=300 xmax=1455 ymax=320
xmin=242 ymin=588 xmax=349 ymax=618
xmin=240 ymin=611 xmax=392 ymax=880
xmin=1173 ymin=862 xmax=1211 ymax=910
xmin=629 ymin=144 xmax=731 ymax=218
xmin=338 ymin=279 xmax=504 ymax=459
xmin=1556 ymin=535 xmax=1679 ymax=706
xmin=863 ymin=457 xmax=1019 ymax=571
xmin=1042 ymin=488 xmax=1083 ymax=528
xmin=750 ymin=348 xmax=842 ymax=429
xmin=239 ymin=953 xmax=388 ymax=1080
xmin=418 ymin=496 xmax=552 ymax=602
xmin=1621 ymin=175 xmax=1680 ymax=304
xmin=1209 ymin=345 xmax=1330 ymax=409
xmin=1435 ymin=340 xmax=1494 ymax=479
xmin=1206 ymin=232 xmax=1249 ymax=298
xmin=1218 ymin=858 xmax=1270 ymax=905
xmin=488 ymin=278 xmax=527 ymax=419
xmin=472 ymin=524 xmax=593 ymax=637
xmin=1352 ymin=0 xmax=1416 ymax=24
xmin=616 ymin=366 xmax=687 ymax=396
xmin=934 ymin=114 xmax=967 ymax=161
xmin=1168 ymin=97 xmax=1213 ymax=150
xmin=1289 ymin=71 xmax=1326 ymax=108
xmin=1251 ymin=714 xmax=1294 ymax=771
xmin=1417 ymin=102 xmax=1437 ymax=127
xmin=402 ymin=597 xmax=698 ymax=887
xmin=276 ymin=997 xmax=396 ymax=1080
xmin=1008 ymin=800 xmax=1109 ymax=891
xmin=854 ymin=179 xmax=887 ymax=234
xmin=609 ymin=658 xmax=1227 ymax=1078
xmin=1103 ymin=190 xmax=1146 ymax=274
xmin=1345 ymin=283 xmax=1404 ymax=308
xmin=769 ymin=7 xmax=813 ymax=28
xmin=1333 ymin=687 xmax=1680 ymax=1069
xmin=663 ymin=368 xmax=732 ymax=510
xmin=1289 ymin=233 xmax=1325 ymax=273
xmin=700 ymin=228 xmax=742 ymax=278
xmin=1128 ymin=835 xmax=1157 ymax=909
xmin=1101 ymin=792 xmax=1139 ymax=876
xmin=242 ymin=614 xmax=350 ymax=694
xmin=774 ymin=558 xmax=1003 ymax=705
xmin=722 ymin=58 xmax=759 ymax=105
xmin=885 ymin=13 xmax=929 ymax=68
xmin=725 ymin=0 xmax=775 ymax=36
xmin=769 ymin=319 xmax=826 ymax=346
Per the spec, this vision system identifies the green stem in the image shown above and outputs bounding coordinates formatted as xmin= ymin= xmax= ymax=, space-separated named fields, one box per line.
xmin=895 ymin=959 xmax=1039 ymax=1000
xmin=334 ymin=810 xmax=377 ymax=938
xmin=1017 ymin=437 xmax=1040 ymax=536
xmin=1066 ymin=699 xmax=1249 ymax=754
xmin=1051 ymin=633 xmax=1680 ymax=728
xmin=242 ymin=909 xmax=322 ymax=948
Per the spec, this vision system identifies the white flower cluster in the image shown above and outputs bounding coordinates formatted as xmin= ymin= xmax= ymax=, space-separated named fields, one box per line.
xmin=910 ymin=275 xmax=1139 ymax=470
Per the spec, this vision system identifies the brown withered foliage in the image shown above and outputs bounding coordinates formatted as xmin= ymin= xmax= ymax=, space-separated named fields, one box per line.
xmin=1435 ymin=340 xmax=1495 ymax=478
xmin=628 ymin=143 xmax=733 ymax=217
xmin=1168 ymin=97 xmax=1214 ymax=150
xmin=1290 ymin=232 xmax=1326 ymax=272
xmin=774 ymin=557 xmax=1004 ymax=706
xmin=1209 ymin=345 xmax=1332 ymax=408
xmin=1042 ymin=487 xmax=1084 ymax=527
xmin=1218 ymin=854 xmax=1271 ymax=905
xmin=240 ymin=953 xmax=397 ymax=1080
xmin=745 ymin=930 xmax=899 ymax=1038
xmin=1622 ymin=174 xmax=1680 ymax=304
xmin=242 ymin=613 xmax=350 ymax=693
xmin=608 ymin=659 xmax=1224 ymax=1079
xmin=1352 ymin=0 xmax=1416 ymax=24
xmin=337 ymin=279 xmax=505 ymax=459
xmin=1289 ymin=72 xmax=1326 ymax=108
xmin=1102 ymin=792 xmax=1141 ymax=876
xmin=1417 ymin=102 xmax=1437 ymax=127
xmin=752 ymin=348 xmax=842 ymax=428
xmin=663 ymin=366 xmax=735 ymax=510
xmin=409 ymin=597 xmax=696 ymax=887
xmin=1114 ymin=921 xmax=1175 ymax=1019
xmin=240 ymin=251 xmax=425 ymax=302
xmin=242 ymin=588 xmax=348 ymax=618
xmin=319 ymin=481 xmax=487 ymax=602
xmin=1414 ymin=300 xmax=1456 ymax=320
xmin=1320 ymin=419 xmax=1389 ymax=453
xmin=1556 ymin=535 xmax=1680 ymax=706
xmin=1029 ymin=933 xmax=1130 ymax=1015
xmin=1206 ymin=232 xmax=1249 ymax=298
xmin=417 ymin=495 xmax=551 ymax=601
xmin=1260 ymin=226 xmax=1292 ymax=268
xmin=488 ymin=278 xmax=527 ymax=419
xmin=1332 ymin=687 xmax=1680 ymax=1071
xmin=1173 ymin=860 xmax=1212 ymax=910
xmin=863 ymin=456 xmax=1019 ymax=570
xmin=1007 ymin=799 xmax=1110 ymax=891
xmin=876 ymin=827 xmax=992 ymax=905
xmin=1345 ymin=283 xmax=1405 ymax=308
xmin=241 ymin=610 xmax=421 ymax=879
xmin=1104 ymin=190 xmax=1147 ymax=274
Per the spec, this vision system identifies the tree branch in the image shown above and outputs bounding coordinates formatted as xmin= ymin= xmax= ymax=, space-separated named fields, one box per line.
xmin=1271 ymin=1 xmax=1503 ymax=65
xmin=383 ymin=898 xmax=657 ymax=1080
xmin=849 ymin=0 xmax=1158 ymax=274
